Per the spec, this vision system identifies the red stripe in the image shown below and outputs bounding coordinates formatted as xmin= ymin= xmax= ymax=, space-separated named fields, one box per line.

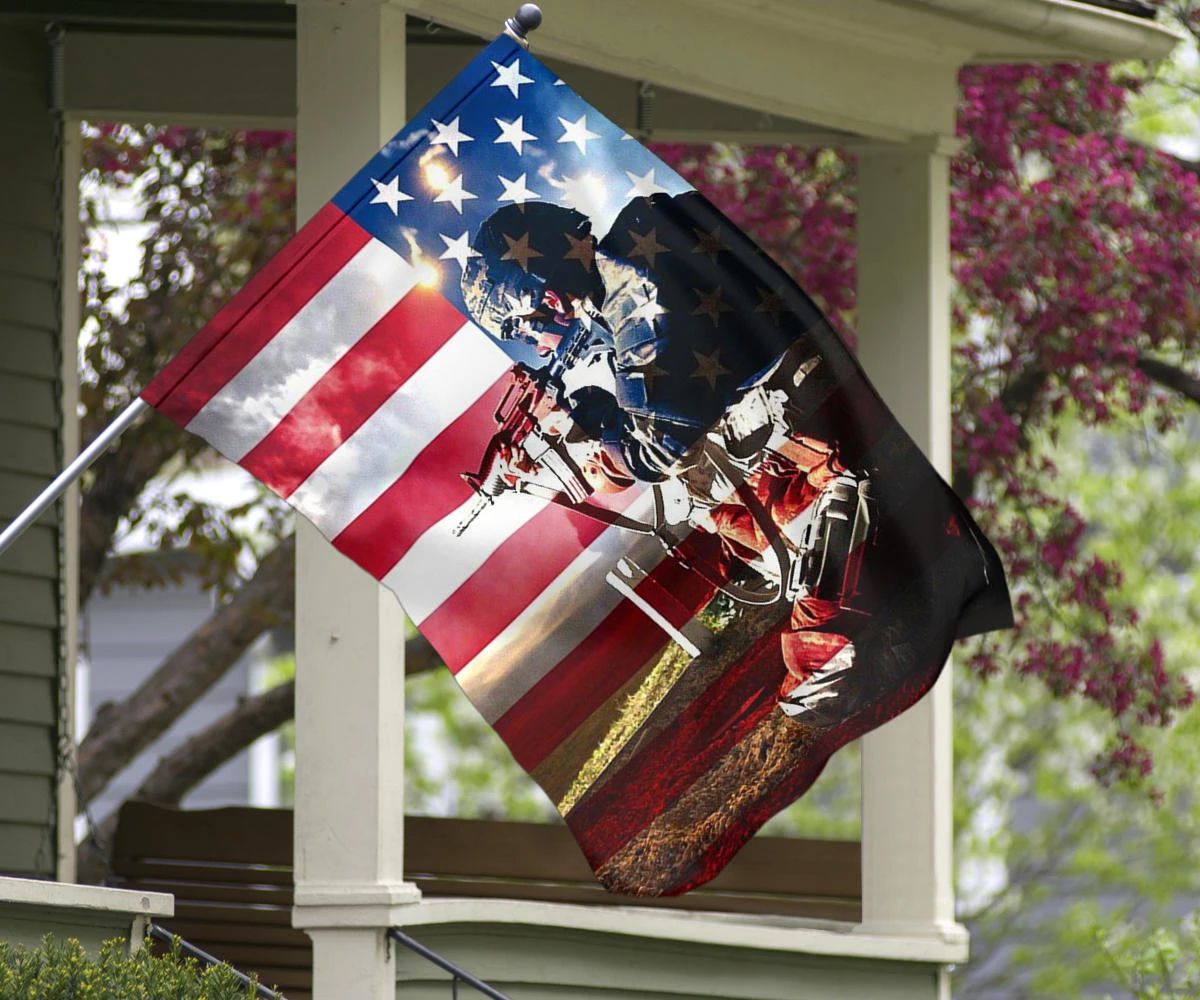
xmin=141 ymin=203 xmax=348 ymax=409
xmin=628 ymin=569 xmax=702 ymax=632
xmin=421 ymin=497 xmax=622 ymax=672
xmin=332 ymin=378 xmax=510 ymax=580
xmin=147 ymin=207 xmax=371 ymax=427
xmin=567 ymin=628 xmax=850 ymax=867
xmin=494 ymin=552 xmax=717 ymax=771
xmin=239 ymin=288 xmax=468 ymax=498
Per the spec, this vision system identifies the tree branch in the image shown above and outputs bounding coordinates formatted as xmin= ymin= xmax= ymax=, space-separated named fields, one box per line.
xmin=405 ymin=632 xmax=439 ymax=675
xmin=75 ymin=679 xmax=297 ymax=884
xmin=953 ymin=365 xmax=1049 ymax=500
xmin=137 ymin=680 xmax=295 ymax=806
xmin=119 ymin=635 xmax=448 ymax=800
xmin=88 ymin=631 xmax=437 ymax=811
xmin=1136 ymin=353 xmax=1200 ymax=406
xmin=78 ymin=417 xmax=202 ymax=607
xmin=127 ymin=641 xmax=440 ymax=795
xmin=952 ymin=353 xmax=1200 ymax=503
xmin=77 ymin=534 xmax=295 ymax=806
xmin=76 ymin=631 xmax=440 ymax=884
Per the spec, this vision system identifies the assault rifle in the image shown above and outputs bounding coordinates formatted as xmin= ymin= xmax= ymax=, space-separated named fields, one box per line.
xmin=453 ymin=314 xmax=601 ymax=537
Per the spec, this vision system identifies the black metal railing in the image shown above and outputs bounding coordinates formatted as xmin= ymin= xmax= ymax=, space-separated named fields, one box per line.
xmin=148 ymin=924 xmax=285 ymax=1000
xmin=389 ymin=928 xmax=512 ymax=999
xmin=149 ymin=921 xmax=512 ymax=999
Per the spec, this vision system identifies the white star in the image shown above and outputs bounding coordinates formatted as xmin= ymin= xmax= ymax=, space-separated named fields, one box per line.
xmin=494 ymin=116 xmax=537 ymax=154
xmin=433 ymin=173 xmax=477 ymax=214
xmin=491 ymin=58 xmax=534 ymax=98
xmin=625 ymin=168 xmax=669 ymax=199
xmin=497 ymin=173 xmax=541 ymax=205
xmin=439 ymin=231 xmax=481 ymax=271
xmin=557 ymin=172 xmax=608 ymax=222
xmin=557 ymin=114 xmax=601 ymax=154
xmin=430 ymin=117 xmax=473 ymax=156
xmin=369 ymin=176 xmax=413 ymax=215
xmin=553 ymin=78 xmax=567 ymax=87
xmin=620 ymin=133 xmax=636 ymax=141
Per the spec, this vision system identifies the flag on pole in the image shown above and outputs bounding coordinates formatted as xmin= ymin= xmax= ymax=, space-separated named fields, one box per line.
xmin=142 ymin=32 xmax=1011 ymax=895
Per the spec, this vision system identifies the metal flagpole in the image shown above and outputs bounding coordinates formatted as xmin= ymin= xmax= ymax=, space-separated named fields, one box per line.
xmin=0 ymin=396 xmax=149 ymax=557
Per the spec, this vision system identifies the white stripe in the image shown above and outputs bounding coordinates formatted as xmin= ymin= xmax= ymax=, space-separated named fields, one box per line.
xmin=455 ymin=494 xmax=667 ymax=722
xmin=604 ymin=571 xmax=701 ymax=659
xmin=186 ymin=239 xmax=416 ymax=460
xmin=384 ymin=491 xmax=548 ymax=624
xmin=290 ymin=321 xmax=511 ymax=537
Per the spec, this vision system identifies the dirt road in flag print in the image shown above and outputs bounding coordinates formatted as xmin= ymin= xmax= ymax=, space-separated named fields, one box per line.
xmin=142 ymin=32 xmax=1013 ymax=895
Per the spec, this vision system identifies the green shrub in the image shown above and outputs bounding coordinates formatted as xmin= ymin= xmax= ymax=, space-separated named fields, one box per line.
xmin=0 ymin=934 xmax=260 ymax=999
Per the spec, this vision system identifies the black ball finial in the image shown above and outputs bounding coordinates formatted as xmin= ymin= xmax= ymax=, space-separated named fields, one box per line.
xmin=505 ymin=3 xmax=543 ymax=41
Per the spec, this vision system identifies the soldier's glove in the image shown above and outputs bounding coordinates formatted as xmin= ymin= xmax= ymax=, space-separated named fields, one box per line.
xmin=655 ymin=476 xmax=694 ymax=527
xmin=721 ymin=387 xmax=775 ymax=461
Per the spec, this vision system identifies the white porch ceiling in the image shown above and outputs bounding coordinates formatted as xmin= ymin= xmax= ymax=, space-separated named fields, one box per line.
xmin=45 ymin=0 xmax=1183 ymax=142
xmin=54 ymin=28 xmax=859 ymax=145
xmin=397 ymin=0 xmax=1180 ymax=140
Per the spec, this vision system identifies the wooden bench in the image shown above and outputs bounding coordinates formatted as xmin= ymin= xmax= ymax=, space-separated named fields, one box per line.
xmin=109 ymin=801 xmax=861 ymax=999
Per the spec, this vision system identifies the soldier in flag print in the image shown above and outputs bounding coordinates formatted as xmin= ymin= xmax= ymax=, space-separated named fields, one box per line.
xmin=459 ymin=191 xmax=877 ymax=721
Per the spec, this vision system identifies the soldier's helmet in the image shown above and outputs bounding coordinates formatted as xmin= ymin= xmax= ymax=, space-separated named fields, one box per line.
xmin=462 ymin=203 xmax=606 ymax=341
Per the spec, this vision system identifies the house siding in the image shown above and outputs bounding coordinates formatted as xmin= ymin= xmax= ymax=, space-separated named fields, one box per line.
xmin=395 ymin=925 xmax=943 ymax=1000
xmin=0 ymin=24 xmax=63 ymax=879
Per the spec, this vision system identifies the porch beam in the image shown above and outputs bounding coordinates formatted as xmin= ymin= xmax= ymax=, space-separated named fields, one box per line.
xmin=53 ymin=27 xmax=855 ymax=146
xmin=53 ymin=30 xmax=296 ymax=128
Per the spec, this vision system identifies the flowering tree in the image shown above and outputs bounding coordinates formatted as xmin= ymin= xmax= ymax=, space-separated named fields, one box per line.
xmin=73 ymin=124 xmax=298 ymax=879
xmin=654 ymin=39 xmax=1200 ymax=785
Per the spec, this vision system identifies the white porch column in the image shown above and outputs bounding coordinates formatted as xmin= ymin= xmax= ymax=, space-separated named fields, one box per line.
xmin=855 ymin=140 xmax=965 ymax=963
xmin=291 ymin=4 xmax=419 ymax=999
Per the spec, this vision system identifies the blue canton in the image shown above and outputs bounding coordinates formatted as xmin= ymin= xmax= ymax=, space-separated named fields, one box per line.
xmin=330 ymin=35 xmax=692 ymax=368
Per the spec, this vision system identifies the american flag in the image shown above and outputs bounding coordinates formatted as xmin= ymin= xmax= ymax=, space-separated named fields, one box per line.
xmin=143 ymin=33 xmax=1011 ymax=895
